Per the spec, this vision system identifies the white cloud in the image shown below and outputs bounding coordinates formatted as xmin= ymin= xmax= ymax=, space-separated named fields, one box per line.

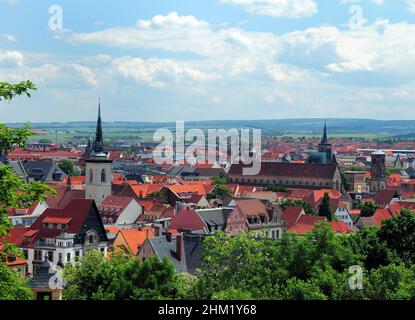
xmin=340 ymin=0 xmax=384 ymax=5
xmin=0 ymin=34 xmax=16 ymax=42
xmin=220 ymin=0 xmax=318 ymax=18
xmin=112 ymin=57 xmax=219 ymax=87
xmin=280 ymin=19 xmax=415 ymax=75
xmin=72 ymin=64 xmax=98 ymax=86
xmin=0 ymin=50 xmax=23 ymax=66
xmin=408 ymin=0 xmax=415 ymax=13
xmin=266 ymin=64 xmax=315 ymax=82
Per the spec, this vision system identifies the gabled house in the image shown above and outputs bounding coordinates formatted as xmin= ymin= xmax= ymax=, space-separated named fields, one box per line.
xmin=111 ymin=227 xmax=154 ymax=255
xmin=138 ymin=233 xmax=205 ymax=275
xmin=355 ymin=208 xmax=394 ymax=229
xmin=23 ymin=160 xmax=67 ymax=183
xmin=10 ymin=199 xmax=108 ymax=275
xmin=332 ymin=199 xmax=354 ymax=227
xmin=234 ymin=199 xmax=285 ymax=239
xmin=99 ymin=195 xmax=143 ymax=226
xmin=8 ymin=201 xmax=48 ymax=227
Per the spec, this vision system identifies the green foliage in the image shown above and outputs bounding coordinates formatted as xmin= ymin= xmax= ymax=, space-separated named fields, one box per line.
xmin=212 ymin=288 xmax=253 ymax=300
xmin=191 ymin=214 xmax=415 ymax=300
xmin=63 ymin=250 xmax=182 ymax=300
xmin=0 ymin=263 xmax=32 ymax=300
xmin=281 ymin=199 xmax=315 ymax=215
xmin=341 ymin=166 xmax=365 ymax=172
xmin=318 ymin=192 xmax=333 ymax=221
xmin=265 ymin=184 xmax=290 ymax=193
xmin=358 ymin=202 xmax=379 ymax=217
xmin=58 ymin=159 xmax=75 ymax=176
xmin=386 ymin=167 xmax=403 ymax=175
xmin=378 ymin=209 xmax=415 ymax=263
xmin=340 ymin=171 xmax=352 ymax=192
xmin=150 ymin=191 xmax=168 ymax=204
xmin=0 ymin=80 xmax=54 ymax=300
xmin=207 ymin=185 xmax=232 ymax=200
xmin=0 ymin=123 xmax=33 ymax=156
xmin=38 ymin=138 xmax=52 ymax=144
xmin=0 ymin=81 xmax=36 ymax=101
xmin=211 ymin=171 xmax=228 ymax=185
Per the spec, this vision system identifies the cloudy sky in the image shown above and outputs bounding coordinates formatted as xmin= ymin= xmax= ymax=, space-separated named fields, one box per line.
xmin=1 ymin=0 xmax=415 ymax=122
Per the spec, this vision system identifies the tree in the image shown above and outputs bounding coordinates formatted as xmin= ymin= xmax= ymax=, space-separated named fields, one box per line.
xmin=0 ymin=81 xmax=55 ymax=300
xmin=378 ymin=209 xmax=415 ymax=263
xmin=212 ymin=171 xmax=228 ymax=185
xmin=0 ymin=263 xmax=32 ymax=300
xmin=58 ymin=159 xmax=75 ymax=176
xmin=150 ymin=191 xmax=168 ymax=204
xmin=340 ymin=172 xmax=352 ymax=192
xmin=318 ymin=192 xmax=333 ymax=221
xmin=38 ymin=138 xmax=52 ymax=144
xmin=358 ymin=202 xmax=379 ymax=217
xmin=265 ymin=184 xmax=290 ymax=193
xmin=207 ymin=185 xmax=231 ymax=200
xmin=63 ymin=250 xmax=182 ymax=300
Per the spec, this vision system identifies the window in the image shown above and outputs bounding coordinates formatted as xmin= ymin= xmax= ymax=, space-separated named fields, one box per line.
xmin=89 ymin=169 xmax=94 ymax=183
xmin=58 ymin=253 xmax=62 ymax=264
xmin=67 ymin=253 xmax=71 ymax=262
xmin=234 ymin=214 xmax=239 ymax=221
xmin=34 ymin=250 xmax=42 ymax=261
xmin=101 ymin=169 xmax=106 ymax=183
xmin=229 ymin=226 xmax=233 ymax=232
xmin=48 ymin=251 xmax=54 ymax=262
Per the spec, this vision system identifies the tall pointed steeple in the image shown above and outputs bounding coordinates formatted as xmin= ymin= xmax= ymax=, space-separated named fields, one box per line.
xmin=91 ymin=98 xmax=107 ymax=158
xmin=321 ymin=121 xmax=328 ymax=144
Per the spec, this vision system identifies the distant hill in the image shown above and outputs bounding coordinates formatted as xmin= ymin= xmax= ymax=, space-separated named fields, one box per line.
xmin=6 ymin=118 xmax=415 ymax=136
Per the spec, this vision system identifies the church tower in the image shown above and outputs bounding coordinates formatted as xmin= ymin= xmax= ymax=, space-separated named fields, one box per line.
xmin=85 ymin=99 xmax=112 ymax=205
xmin=370 ymin=150 xmax=386 ymax=192
xmin=318 ymin=122 xmax=335 ymax=163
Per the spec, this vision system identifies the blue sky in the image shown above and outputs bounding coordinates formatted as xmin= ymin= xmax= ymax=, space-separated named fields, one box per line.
xmin=1 ymin=0 xmax=415 ymax=122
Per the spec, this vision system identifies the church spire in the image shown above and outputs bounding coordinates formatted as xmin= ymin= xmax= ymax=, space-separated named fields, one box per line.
xmin=91 ymin=97 xmax=106 ymax=158
xmin=321 ymin=121 xmax=328 ymax=144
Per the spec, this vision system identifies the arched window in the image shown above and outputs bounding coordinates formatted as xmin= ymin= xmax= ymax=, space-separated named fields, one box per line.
xmin=101 ymin=169 xmax=106 ymax=183
xmin=89 ymin=169 xmax=94 ymax=183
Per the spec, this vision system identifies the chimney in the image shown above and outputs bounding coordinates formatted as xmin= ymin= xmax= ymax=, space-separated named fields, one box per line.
xmin=176 ymin=234 xmax=183 ymax=261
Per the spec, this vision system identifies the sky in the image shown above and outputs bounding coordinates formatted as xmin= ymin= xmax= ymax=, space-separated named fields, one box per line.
xmin=1 ymin=0 xmax=415 ymax=122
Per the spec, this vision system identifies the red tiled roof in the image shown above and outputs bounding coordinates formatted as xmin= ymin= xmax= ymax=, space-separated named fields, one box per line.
xmin=331 ymin=221 xmax=352 ymax=233
xmin=130 ymin=184 xmax=162 ymax=198
xmin=116 ymin=228 xmax=153 ymax=255
xmin=100 ymin=196 xmax=133 ymax=210
xmin=228 ymin=162 xmax=339 ymax=180
xmin=170 ymin=209 xmax=207 ymax=232
xmin=42 ymin=217 xmax=72 ymax=224
xmin=234 ymin=199 xmax=268 ymax=217
xmin=21 ymin=199 xmax=98 ymax=247
xmin=373 ymin=208 xmax=393 ymax=226
xmin=281 ymin=206 xmax=305 ymax=229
